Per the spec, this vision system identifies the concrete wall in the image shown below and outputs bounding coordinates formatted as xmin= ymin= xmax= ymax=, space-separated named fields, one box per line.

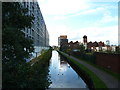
xmin=95 ymin=52 xmax=120 ymax=74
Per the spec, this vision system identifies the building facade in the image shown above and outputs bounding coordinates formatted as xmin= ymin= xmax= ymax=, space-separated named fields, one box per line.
xmin=18 ymin=0 xmax=49 ymax=47
xmin=15 ymin=0 xmax=49 ymax=47
xmin=17 ymin=0 xmax=49 ymax=60
xmin=58 ymin=35 xmax=68 ymax=51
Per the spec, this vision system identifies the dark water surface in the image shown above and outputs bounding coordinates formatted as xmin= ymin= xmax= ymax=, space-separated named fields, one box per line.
xmin=48 ymin=51 xmax=89 ymax=88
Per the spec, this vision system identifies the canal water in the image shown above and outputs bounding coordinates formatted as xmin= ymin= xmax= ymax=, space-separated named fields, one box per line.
xmin=48 ymin=51 xmax=88 ymax=88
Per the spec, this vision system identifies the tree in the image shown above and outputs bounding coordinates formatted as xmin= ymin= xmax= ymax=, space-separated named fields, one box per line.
xmin=79 ymin=44 xmax=85 ymax=54
xmin=2 ymin=2 xmax=34 ymax=64
xmin=2 ymin=2 xmax=34 ymax=88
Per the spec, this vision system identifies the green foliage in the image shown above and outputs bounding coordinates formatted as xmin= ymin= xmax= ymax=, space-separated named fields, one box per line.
xmin=78 ymin=44 xmax=85 ymax=54
xmin=41 ymin=49 xmax=46 ymax=54
xmin=2 ymin=2 xmax=34 ymax=88
xmin=65 ymin=48 xmax=72 ymax=54
xmin=2 ymin=2 xmax=34 ymax=63
xmin=2 ymin=2 xmax=52 ymax=89
xmin=59 ymin=51 xmax=107 ymax=89
xmin=28 ymin=49 xmax=52 ymax=88
xmin=82 ymin=53 xmax=96 ymax=64
xmin=116 ymin=47 xmax=120 ymax=53
xmin=2 ymin=61 xmax=31 ymax=88
xmin=3 ymin=49 xmax=52 ymax=88
xmin=2 ymin=2 xmax=34 ymax=29
xmin=71 ymin=51 xmax=96 ymax=64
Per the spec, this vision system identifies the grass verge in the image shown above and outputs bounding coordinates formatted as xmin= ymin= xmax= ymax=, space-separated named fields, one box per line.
xmin=58 ymin=51 xmax=107 ymax=89
xmin=73 ymin=55 xmax=120 ymax=81
xmin=2 ymin=49 xmax=52 ymax=88
xmin=27 ymin=49 xmax=52 ymax=88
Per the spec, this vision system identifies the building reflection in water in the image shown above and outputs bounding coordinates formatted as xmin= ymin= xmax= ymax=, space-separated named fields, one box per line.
xmin=49 ymin=51 xmax=88 ymax=88
xmin=58 ymin=55 xmax=70 ymax=73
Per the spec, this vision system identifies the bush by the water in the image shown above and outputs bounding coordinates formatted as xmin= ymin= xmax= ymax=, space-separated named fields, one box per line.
xmin=72 ymin=51 xmax=96 ymax=64
xmin=3 ymin=49 xmax=52 ymax=88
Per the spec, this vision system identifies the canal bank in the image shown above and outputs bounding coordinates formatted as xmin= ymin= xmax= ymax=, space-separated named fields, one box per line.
xmin=48 ymin=51 xmax=89 ymax=89
xmin=58 ymin=51 xmax=120 ymax=89
xmin=57 ymin=51 xmax=95 ymax=90
xmin=27 ymin=49 xmax=52 ymax=88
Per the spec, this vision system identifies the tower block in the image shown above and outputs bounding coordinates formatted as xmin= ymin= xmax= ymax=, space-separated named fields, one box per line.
xmin=83 ymin=35 xmax=87 ymax=49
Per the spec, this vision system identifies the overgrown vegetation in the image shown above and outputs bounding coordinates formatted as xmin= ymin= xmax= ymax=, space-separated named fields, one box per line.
xmin=71 ymin=52 xmax=120 ymax=80
xmin=2 ymin=2 xmax=52 ymax=88
xmin=82 ymin=60 xmax=120 ymax=81
xmin=28 ymin=49 xmax=52 ymax=88
xmin=2 ymin=2 xmax=34 ymax=88
xmin=63 ymin=44 xmax=120 ymax=80
xmin=58 ymin=51 xmax=107 ymax=89
xmin=3 ymin=49 xmax=52 ymax=88
xmin=72 ymin=52 xmax=96 ymax=64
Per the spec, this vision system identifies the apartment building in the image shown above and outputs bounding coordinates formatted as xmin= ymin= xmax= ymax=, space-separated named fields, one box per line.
xmin=14 ymin=0 xmax=50 ymax=60
xmin=21 ymin=0 xmax=49 ymax=47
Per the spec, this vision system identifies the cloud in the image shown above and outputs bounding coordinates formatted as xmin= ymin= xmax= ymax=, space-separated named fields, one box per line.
xmin=48 ymin=23 xmax=118 ymax=46
xmin=47 ymin=24 xmax=70 ymax=46
xmin=87 ymin=0 xmax=119 ymax=2
xmin=67 ymin=26 xmax=118 ymax=45
xmin=38 ymin=0 xmax=118 ymax=46
xmin=93 ymin=12 xmax=118 ymax=27
xmin=38 ymin=0 xmax=90 ymax=15
xmin=53 ymin=6 xmax=115 ymax=21
xmin=99 ymin=16 xmax=118 ymax=24
xmin=53 ymin=7 xmax=106 ymax=20
xmin=38 ymin=0 xmax=118 ymax=22
xmin=74 ymin=7 xmax=105 ymax=16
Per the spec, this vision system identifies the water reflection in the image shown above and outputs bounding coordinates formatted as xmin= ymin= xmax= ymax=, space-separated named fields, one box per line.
xmin=48 ymin=51 xmax=88 ymax=88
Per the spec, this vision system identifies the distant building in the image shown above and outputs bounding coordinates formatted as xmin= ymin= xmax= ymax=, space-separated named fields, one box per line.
xmin=83 ymin=35 xmax=87 ymax=44
xmin=82 ymin=35 xmax=106 ymax=52
xmin=59 ymin=35 xmax=67 ymax=39
xmin=58 ymin=34 xmax=110 ymax=52
xmin=83 ymin=35 xmax=87 ymax=49
xmin=87 ymin=41 xmax=105 ymax=52
xmin=58 ymin=35 xmax=68 ymax=51
xmin=67 ymin=41 xmax=80 ymax=51
xmin=58 ymin=35 xmax=68 ymax=46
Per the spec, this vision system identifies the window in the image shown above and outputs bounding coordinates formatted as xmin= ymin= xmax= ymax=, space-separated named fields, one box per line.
xmin=27 ymin=29 xmax=28 ymax=33
xmin=30 ymin=29 xmax=31 ymax=34
xmin=32 ymin=29 xmax=34 ymax=36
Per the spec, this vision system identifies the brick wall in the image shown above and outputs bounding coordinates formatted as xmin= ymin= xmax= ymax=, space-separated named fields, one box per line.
xmin=95 ymin=52 xmax=120 ymax=74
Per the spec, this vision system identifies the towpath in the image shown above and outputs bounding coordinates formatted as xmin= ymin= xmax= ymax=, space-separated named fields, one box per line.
xmin=62 ymin=52 xmax=120 ymax=89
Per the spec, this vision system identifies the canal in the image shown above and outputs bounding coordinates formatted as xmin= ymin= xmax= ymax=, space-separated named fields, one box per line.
xmin=48 ymin=51 xmax=89 ymax=88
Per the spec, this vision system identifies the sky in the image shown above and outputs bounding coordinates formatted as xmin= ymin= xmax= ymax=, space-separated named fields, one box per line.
xmin=38 ymin=0 xmax=119 ymax=46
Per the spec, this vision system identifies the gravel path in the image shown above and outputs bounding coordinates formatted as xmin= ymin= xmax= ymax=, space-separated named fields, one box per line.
xmin=62 ymin=52 xmax=120 ymax=89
